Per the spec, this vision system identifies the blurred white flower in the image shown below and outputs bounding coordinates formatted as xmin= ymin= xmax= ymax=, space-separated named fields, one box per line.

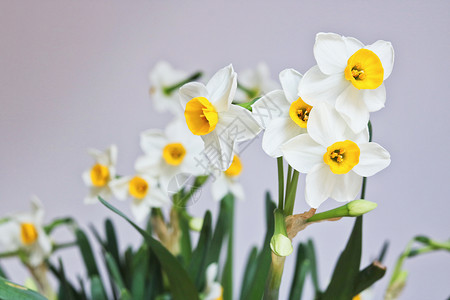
xmin=0 ymin=197 xmax=52 ymax=267
xmin=281 ymin=103 xmax=390 ymax=208
xmin=149 ymin=61 xmax=189 ymax=115
xmin=109 ymin=174 xmax=170 ymax=222
xmin=82 ymin=145 xmax=117 ymax=204
xmin=180 ymin=64 xmax=261 ymax=171
xmin=299 ymin=32 xmax=394 ymax=132
xmin=234 ymin=62 xmax=279 ymax=103
xmin=211 ymin=154 xmax=244 ymax=201
xmin=252 ymin=68 xmax=311 ymax=157
xmin=135 ymin=118 xmax=205 ymax=191
xmin=203 ymin=263 xmax=223 ymax=300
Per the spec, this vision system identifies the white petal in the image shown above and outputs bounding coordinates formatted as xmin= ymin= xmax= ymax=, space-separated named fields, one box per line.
xmin=218 ymin=105 xmax=262 ymax=142
xmin=179 ymin=82 xmax=209 ymax=110
xmin=336 ymin=85 xmax=370 ymax=133
xmin=262 ymin=117 xmax=305 ymax=158
xmin=211 ymin=174 xmax=229 ymax=202
xmin=314 ymin=33 xmax=349 ymax=75
xmin=330 ymin=171 xmax=362 ymax=202
xmin=202 ymin=132 xmax=234 ymax=171
xmin=365 ymin=40 xmax=394 ymax=79
xmin=298 ymin=65 xmax=349 ymax=106
xmin=305 ymin=164 xmax=336 ymax=208
xmin=353 ymin=142 xmax=391 ymax=177
xmin=362 ymin=83 xmax=386 ymax=112
xmin=134 ymin=155 xmax=161 ymax=175
xmin=229 ymin=180 xmax=245 ymax=201
xmin=206 ymin=263 xmax=218 ymax=284
xmin=109 ymin=177 xmax=131 ymax=200
xmin=281 ymin=133 xmax=325 ymax=173
xmin=251 ymin=90 xmax=289 ymax=128
xmin=206 ymin=65 xmax=237 ymax=112
xmin=0 ymin=222 xmax=20 ymax=252
xmin=307 ymin=103 xmax=347 ymax=147
xmin=131 ymin=198 xmax=151 ymax=223
xmin=343 ymin=36 xmax=364 ymax=54
xmin=82 ymin=170 xmax=93 ymax=187
xmin=146 ymin=186 xmax=171 ymax=207
xmin=279 ymin=68 xmax=303 ymax=103
xmin=107 ymin=145 xmax=118 ymax=166
xmin=37 ymin=230 xmax=52 ymax=257
xmin=139 ymin=129 xmax=166 ymax=155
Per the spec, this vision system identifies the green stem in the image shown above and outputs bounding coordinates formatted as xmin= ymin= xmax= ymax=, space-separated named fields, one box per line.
xmin=237 ymin=82 xmax=259 ymax=99
xmin=0 ymin=250 xmax=19 ymax=259
xmin=285 ymin=165 xmax=293 ymax=201
xmin=53 ymin=242 xmax=78 ymax=252
xmin=284 ymin=170 xmax=299 ymax=215
xmin=264 ymin=254 xmax=286 ymax=300
xmin=163 ymin=71 xmax=203 ymax=96
xmin=277 ymin=157 xmax=284 ymax=210
xmin=177 ymin=175 xmax=209 ymax=207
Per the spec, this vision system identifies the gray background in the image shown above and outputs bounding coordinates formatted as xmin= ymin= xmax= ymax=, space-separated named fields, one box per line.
xmin=1 ymin=1 xmax=449 ymax=299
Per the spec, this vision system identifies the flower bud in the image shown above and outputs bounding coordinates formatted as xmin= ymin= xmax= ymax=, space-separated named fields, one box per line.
xmin=188 ymin=217 xmax=203 ymax=232
xmin=270 ymin=209 xmax=293 ymax=257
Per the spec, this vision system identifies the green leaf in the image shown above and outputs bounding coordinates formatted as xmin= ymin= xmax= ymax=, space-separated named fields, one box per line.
xmin=289 ymin=243 xmax=310 ymax=300
xmin=99 ymin=197 xmax=200 ymax=300
xmin=177 ymin=208 xmax=192 ymax=265
xmin=90 ymin=276 xmax=108 ymax=300
xmin=239 ymin=247 xmax=258 ymax=299
xmin=353 ymin=261 xmax=386 ymax=296
xmin=378 ymin=241 xmax=389 ymax=263
xmin=105 ymin=219 xmax=120 ymax=267
xmin=305 ymin=239 xmax=321 ymax=295
xmin=75 ymin=228 xmax=100 ymax=277
xmin=241 ymin=192 xmax=276 ymax=300
xmin=105 ymin=252 xmax=131 ymax=300
xmin=57 ymin=258 xmax=76 ymax=300
xmin=235 ymin=97 xmax=260 ymax=111
xmin=43 ymin=217 xmax=75 ymax=235
xmin=130 ymin=245 xmax=148 ymax=300
xmin=0 ymin=264 xmax=7 ymax=279
xmin=222 ymin=194 xmax=235 ymax=300
xmin=321 ymin=216 xmax=363 ymax=300
xmin=0 ymin=276 xmax=47 ymax=300
xmin=188 ymin=210 xmax=212 ymax=290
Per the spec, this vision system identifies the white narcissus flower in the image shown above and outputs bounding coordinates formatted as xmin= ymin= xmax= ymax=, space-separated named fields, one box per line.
xmin=180 ymin=64 xmax=261 ymax=171
xmin=281 ymin=103 xmax=390 ymax=208
xmin=234 ymin=62 xmax=280 ymax=103
xmin=82 ymin=145 xmax=117 ymax=204
xmin=149 ymin=61 xmax=189 ymax=115
xmin=252 ymin=68 xmax=312 ymax=158
xmin=135 ymin=118 xmax=206 ymax=191
xmin=203 ymin=263 xmax=223 ymax=300
xmin=109 ymin=174 xmax=170 ymax=223
xmin=299 ymin=32 xmax=394 ymax=133
xmin=211 ymin=155 xmax=245 ymax=202
xmin=0 ymin=197 xmax=52 ymax=267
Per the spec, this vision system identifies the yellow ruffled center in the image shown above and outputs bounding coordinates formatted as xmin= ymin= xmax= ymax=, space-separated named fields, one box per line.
xmin=20 ymin=223 xmax=38 ymax=246
xmin=185 ymin=97 xmax=218 ymax=135
xmin=90 ymin=163 xmax=110 ymax=187
xmin=353 ymin=295 xmax=361 ymax=300
xmin=224 ymin=155 xmax=243 ymax=177
xmin=344 ymin=49 xmax=384 ymax=90
xmin=129 ymin=176 xmax=149 ymax=199
xmin=289 ymin=97 xmax=313 ymax=128
xmin=323 ymin=140 xmax=360 ymax=174
xmin=163 ymin=143 xmax=187 ymax=166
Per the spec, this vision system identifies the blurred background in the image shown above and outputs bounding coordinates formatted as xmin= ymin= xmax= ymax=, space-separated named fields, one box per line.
xmin=1 ymin=1 xmax=449 ymax=299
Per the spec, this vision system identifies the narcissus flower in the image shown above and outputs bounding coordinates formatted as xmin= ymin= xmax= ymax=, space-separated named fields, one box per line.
xmin=211 ymin=154 xmax=245 ymax=201
xmin=109 ymin=174 xmax=169 ymax=222
xmin=180 ymin=65 xmax=261 ymax=171
xmin=234 ymin=62 xmax=279 ymax=103
xmin=82 ymin=145 xmax=117 ymax=204
xmin=299 ymin=32 xmax=394 ymax=133
xmin=252 ymin=69 xmax=311 ymax=157
xmin=203 ymin=263 xmax=223 ymax=300
xmin=135 ymin=118 xmax=205 ymax=191
xmin=0 ymin=197 xmax=52 ymax=266
xmin=281 ymin=103 xmax=390 ymax=208
xmin=149 ymin=61 xmax=190 ymax=115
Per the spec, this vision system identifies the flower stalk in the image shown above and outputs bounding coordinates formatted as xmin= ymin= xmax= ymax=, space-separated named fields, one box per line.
xmin=163 ymin=71 xmax=203 ymax=96
xmin=306 ymin=200 xmax=377 ymax=223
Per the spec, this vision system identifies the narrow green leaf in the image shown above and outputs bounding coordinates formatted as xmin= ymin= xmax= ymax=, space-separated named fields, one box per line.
xmin=353 ymin=261 xmax=386 ymax=296
xmin=177 ymin=208 xmax=192 ymax=265
xmin=289 ymin=243 xmax=310 ymax=300
xmin=0 ymin=264 xmax=7 ymax=279
xmin=306 ymin=239 xmax=321 ymax=295
xmin=47 ymin=262 xmax=84 ymax=300
xmin=99 ymin=197 xmax=200 ymax=300
xmin=105 ymin=219 xmax=120 ymax=266
xmin=239 ymin=247 xmax=258 ymax=299
xmin=90 ymin=276 xmax=108 ymax=300
xmin=242 ymin=192 xmax=276 ymax=300
xmin=75 ymin=228 xmax=100 ymax=277
xmin=57 ymin=258 xmax=76 ymax=300
xmin=105 ymin=252 xmax=131 ymax=300
xmin=147 ymin=248 xmax=164 ymax=300
xmin=0 ymin=276 xmax=47 ymax=300
xmin=77 ymin=276 xmax=88 ymax=300
xmin=322 ymin=216 xmax=363 ymax=300
xmin=131 ymin=245 xmax=149 ymax=300
xmin=222 ymin=194 xmax=235 ymax=300
xmin=378 ymin=241 xmax=389 ymax=263
xmin=44 ymin=217 xmax=75 ymax=234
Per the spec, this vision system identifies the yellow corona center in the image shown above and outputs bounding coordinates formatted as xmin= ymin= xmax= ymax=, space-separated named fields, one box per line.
xmin=289 ymin=97 xmax=313 ymax=128
xmin=20 ymin=223 xmax=38 ymax=246
xmin=128 ymin=176 xmax=149 ymax=199
xmin=323 ymin=140 xmax=360 ymax=174
xmin=163 ymin=143 xmax=187 ymax=166
xmin=353 ymin=295 xmax=361 ymax=300
xmin=224 ymin=155 xmax=243 ymax=177
xmin=184 ymin=97 xmax=218 ymax=135
xmin=90 ymin=163 xmax=110 ymax=187
xmin=344 ymin=49 xmax=384 ymax=90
